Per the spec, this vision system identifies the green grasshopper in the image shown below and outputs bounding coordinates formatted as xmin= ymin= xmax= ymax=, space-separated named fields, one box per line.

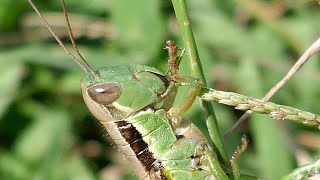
xmin=27 ymin=0 xmax=320 ymax=179
xmin=27 ymin=1 xmax=221 ymax=179
xmin=80 ymin=41 xmax=218 ymax=179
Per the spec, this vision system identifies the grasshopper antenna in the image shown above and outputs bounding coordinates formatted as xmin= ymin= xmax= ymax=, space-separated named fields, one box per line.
xmin=60 ymin=0 xmax=94 ymax=74
xmin=27 ymin=0 xmax=95 ymax=74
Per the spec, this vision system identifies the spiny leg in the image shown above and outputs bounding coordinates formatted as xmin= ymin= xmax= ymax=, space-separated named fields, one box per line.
xmin=165 ymin=40 xmax=179 ymax=76
xmin=230 ymin=135 xmax=248 ymax=179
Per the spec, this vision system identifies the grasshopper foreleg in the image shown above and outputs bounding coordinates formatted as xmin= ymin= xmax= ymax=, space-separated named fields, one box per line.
xmin=164 ymin=40 xmax=204 ymax=128
xmin=168 ymin=75 xmax=204 ymax=128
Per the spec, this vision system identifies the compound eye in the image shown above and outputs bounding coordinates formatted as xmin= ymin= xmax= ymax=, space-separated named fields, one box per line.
xmin=87 ymin=82 xmax=121 ymax=105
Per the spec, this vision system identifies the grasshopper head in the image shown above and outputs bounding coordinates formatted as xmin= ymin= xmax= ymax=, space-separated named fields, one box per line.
xmin=81 ymin=65 xmax=169 ymax=121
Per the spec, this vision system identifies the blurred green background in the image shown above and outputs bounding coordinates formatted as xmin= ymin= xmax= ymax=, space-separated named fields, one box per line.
xmin=0 ymin=0 xmax=319 ymax=179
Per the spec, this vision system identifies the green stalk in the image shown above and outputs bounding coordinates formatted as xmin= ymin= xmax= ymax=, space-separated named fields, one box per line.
xmin=171 ymin=0 xmax=231 ymax=171
xmin=205 ymin=149 xmax=230 ymax=180
xmin=281 ymin=159 xmax=320 ymax=180
xmin=200 ymin=87 xmax=320 ymax=127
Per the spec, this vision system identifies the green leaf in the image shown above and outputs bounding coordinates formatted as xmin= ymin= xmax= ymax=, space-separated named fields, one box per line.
xmin=0 ymin=61 xmax=24 ymax=119
xmin=111 ymin=0 xmax=164 ymax=56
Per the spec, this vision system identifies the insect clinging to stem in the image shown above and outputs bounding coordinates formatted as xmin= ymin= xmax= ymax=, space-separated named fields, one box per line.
xmin=27 ymin=0 xmax=221 ymax=179
xmin=26 ymin=0 xmax=320 ymax=179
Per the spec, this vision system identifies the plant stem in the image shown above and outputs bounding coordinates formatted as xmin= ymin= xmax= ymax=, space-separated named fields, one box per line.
xmin=205 ymin=149 xmax=230 ymax=180
xmin=281 ymin=159 xmax=320 ymax=180
xmin=171 ymin=0 xmax=231 ymax=171
xmin=201 ymin=87 xmax=320 ymax=127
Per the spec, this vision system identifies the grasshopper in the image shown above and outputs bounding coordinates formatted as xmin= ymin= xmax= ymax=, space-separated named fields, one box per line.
xmin=27 ymin=0 xmax=320 ymax=179
xmin=80 ymin=41 xmax=218 ymax=179
xmin=27 ymin=1 xmax=220 ymax=179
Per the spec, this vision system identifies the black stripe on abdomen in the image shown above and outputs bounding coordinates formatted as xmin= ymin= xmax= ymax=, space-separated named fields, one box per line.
xmin=116 ymin=120 xmax=156 ymax=171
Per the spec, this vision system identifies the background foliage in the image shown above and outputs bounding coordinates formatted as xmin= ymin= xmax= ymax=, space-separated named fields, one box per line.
xmin=0 ymin=0 xmax=319 ymax=179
